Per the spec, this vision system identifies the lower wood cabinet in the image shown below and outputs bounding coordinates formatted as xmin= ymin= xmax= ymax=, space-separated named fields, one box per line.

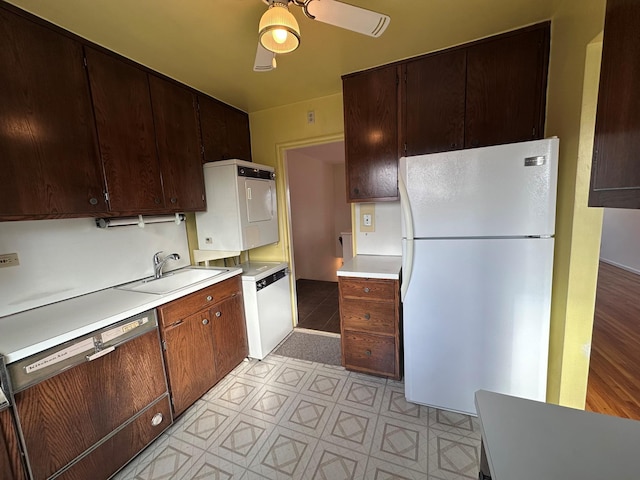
xmin=158 ymin=275 xmax=248 ymax=417
xmin=338 ymin=276 xmax=402 ymax=380
xmin=0 ymin=408 xmax=27 ymax=480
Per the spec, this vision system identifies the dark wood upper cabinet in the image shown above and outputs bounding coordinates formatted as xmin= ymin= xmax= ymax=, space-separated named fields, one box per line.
xmin=404 ymin=50 xmax=467 ymax=156
xmin=85 ymin=47 xmax=165 ymax=214
xmin=199 ymin=95 xmax=252 ymax=162
xmin=149 ymin=75 xmax=206 ymax=212
xmin=343 ymin=65 xmax=400 ymax=202
xmin=589 ymin=0 xmax=640 ymax=208
xmin=465 ymin=24 xmax=550 ymax=148
xmin=0 ymin=8 xmax=106 ymax=219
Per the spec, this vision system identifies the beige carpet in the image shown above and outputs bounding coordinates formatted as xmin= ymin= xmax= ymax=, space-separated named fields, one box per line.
xmin=273 ymin=330 xmax=341 ymax=366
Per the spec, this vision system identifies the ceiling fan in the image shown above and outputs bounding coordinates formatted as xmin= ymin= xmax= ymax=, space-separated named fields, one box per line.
xmin=253 ymin=0 xmax=390 ymax=72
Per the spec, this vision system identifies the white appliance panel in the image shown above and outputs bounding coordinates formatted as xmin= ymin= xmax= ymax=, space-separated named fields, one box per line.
xmin=245 ymin=178 xmax=274 ymax=223
xmin=403 ymin=237 xmax=554 ymax=415
xmin=400 ymin=138 xmax=559 ymax=238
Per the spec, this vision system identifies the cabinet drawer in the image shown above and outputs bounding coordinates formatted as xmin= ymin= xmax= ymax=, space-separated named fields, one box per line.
xmin=158 ymin=275 xmax=241 ymax=327
xmin=56 ymin=395 xmax=171 ymax=480
xmin=342 ymin=332 xmax=396 ymax=377
xmin=341 ymin=299 xmax=396 ymax=335
xmin=339 ymin=277 xmax=397 ymax=301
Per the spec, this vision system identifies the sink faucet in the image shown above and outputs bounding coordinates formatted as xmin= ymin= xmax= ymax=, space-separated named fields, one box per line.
xmin=153 ymin=251 xmax=180 ymax=279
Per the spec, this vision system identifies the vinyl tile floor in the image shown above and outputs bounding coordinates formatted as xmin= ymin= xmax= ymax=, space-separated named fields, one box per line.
xmin=113 ymin=355 xmax=481 ymax=480
xmin=295 ymin=279 xmax=340 ymax=334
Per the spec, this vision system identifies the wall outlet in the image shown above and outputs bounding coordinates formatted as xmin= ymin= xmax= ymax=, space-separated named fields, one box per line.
xmin=360 ymin=204 xmax=375 ymax=233
xmin=0 ymin=253 xmax=19 ymax=268
xmin=307 ymin=110 xmax=315 ymax=124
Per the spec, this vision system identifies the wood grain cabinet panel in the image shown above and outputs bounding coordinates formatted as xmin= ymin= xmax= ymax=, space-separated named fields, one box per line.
xmin=0 ymin=8 xmax=106 ymax=219
xmin=211 ymin=292 xmax=248 ymax=379
xmin=149 ymin=75 xmax=206 ymax=212
xmin=56 ymin=396 xmax=171 ymax=480
xmin=339 ymin=277 xmax=401 ymax=380
xmin=158 ymin=276 xmax=247 ymax=416
xmin=0 ymin=409 xmax=27 ymax=480
xmin=343 ymin=65 xmax=400 ymax=201
xmin=589 ymin=0 xmax=640 ymax=208
xmin=465 ymin=24 xmax=549 ymax=149
xmin=404 ymin=50 xmax=467 ymax=155
xmin=162 ymin=311 xmax=218 ymax=417
xmin=199 ymin=95 xmax=252 ymax=162
xmin=14 ymin=330 xmax=166 ymax=480
xmin=85 ymin=46 xmax=165 ymax=214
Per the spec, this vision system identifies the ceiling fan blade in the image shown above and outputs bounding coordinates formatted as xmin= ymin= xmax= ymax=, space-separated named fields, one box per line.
xmin=254 ymin=42 xmax=276 ymax=72
xmin=305 ymin=0 xmax=390 ymax=37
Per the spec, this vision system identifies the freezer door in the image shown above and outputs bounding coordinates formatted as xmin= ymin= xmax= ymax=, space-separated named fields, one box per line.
xmin=403 ymin=237 xmax=554 ymax=415
xmin=400 ymin=138 xmax=559 ymax=237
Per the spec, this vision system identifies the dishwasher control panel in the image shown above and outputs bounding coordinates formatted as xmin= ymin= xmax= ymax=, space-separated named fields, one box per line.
xmin=256 ymin=268 xmax=287 ymax=291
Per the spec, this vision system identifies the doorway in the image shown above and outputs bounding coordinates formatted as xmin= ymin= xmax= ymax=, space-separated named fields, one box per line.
xmin=285 ymin=141 xmax=350 ymax=334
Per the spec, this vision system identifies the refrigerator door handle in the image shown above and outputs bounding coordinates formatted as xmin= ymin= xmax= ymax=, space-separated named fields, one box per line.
xmin=398 ymin=173 xmax=414 ymax=301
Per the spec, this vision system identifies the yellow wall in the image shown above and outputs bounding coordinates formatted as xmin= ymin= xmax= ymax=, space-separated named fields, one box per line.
xmin=247 ymin=94 xmax=345 ymax=265
xmin=241 ymin=0 xmax=607 ymax=408
xmin=544 ymin=0 xmax=605 ymax=407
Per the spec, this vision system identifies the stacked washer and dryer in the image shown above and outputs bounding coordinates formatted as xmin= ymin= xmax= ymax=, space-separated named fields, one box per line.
xmin=195 ymin=160 xmax=293 ymax=359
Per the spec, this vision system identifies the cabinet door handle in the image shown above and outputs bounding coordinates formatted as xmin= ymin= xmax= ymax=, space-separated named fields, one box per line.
xmin=202 ymin=318 xmax=209 ymax=325
xmin=89 ymin=197 xmax=98 ymax=205
xmin=151 ymin=413 xmax=164 ymax=427
xmin=170 ymin=197 xmax=178 ymax=204
xmin=365 ymin=350 xmax=372 ymax=357
xmin=363 ymin=287 xmax=370 ymax=293
xmin=364 ymin=313 xmax=371 ymax=320
xmin=86 ymin=346 xmax=115 ymax=361
xmin=215 ymin=311 xmax=222 ymax=317
xmin=206 ymin=295 xmax=213 ymax=301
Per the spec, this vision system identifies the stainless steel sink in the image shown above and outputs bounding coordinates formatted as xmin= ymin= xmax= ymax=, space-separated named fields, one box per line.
xmin=117 ymin=268 xmax=228 ymax=295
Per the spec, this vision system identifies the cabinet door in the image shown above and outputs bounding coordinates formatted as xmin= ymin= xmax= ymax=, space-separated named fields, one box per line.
xmin=14 ymin=330 xmax=166 ymax=480
xmin=199 ymin=95 xmax=252 ymax=162
xmin=162 ymin=311 xmax=217 ymax=417
xmin=0 ymin=8 xmax=106 ymax=219
xmin=465 ymin=24 xmax=549 ymax=148
xmin=404 ymin=50 xmax=466 ymax=155
xmin=589 ymin=0 xmax=640 ymax=208
xmin=149 ymin=75 xmax=206 ymax=212
xmin=0 ymin=409 xmax=26 ymax=480
xmin=343 ymin=65 xmax=400 ymax=201
xmin=211 ymin=293 xmax=248 ymax=379
xmin=85 ymin=47 xmax=165 ymax=213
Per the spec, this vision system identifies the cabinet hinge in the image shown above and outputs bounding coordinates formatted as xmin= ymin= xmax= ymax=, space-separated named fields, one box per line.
xmin=532 ymin=127 xmax=536 ymax=137
xmin=104 ymin=191 xmax=110 ymax=203
xmin=83 ymin=56 xmax=87 ymax=68
xmin=404 ymin=143 xmax=407 ymax=155
xmin=201 ymin=145 xmax=205 ymax=155
xmin=396 ymin=74 xmax=400 ymax=86
xmin=162 ymin=340 xmax=167 ymax=351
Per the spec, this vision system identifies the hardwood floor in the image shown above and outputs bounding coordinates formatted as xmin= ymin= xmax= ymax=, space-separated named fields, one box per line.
xmin=295 ymin=279 xmax=340 ymax=334
xmin=585 ymin=261 xmax=640 ymax=419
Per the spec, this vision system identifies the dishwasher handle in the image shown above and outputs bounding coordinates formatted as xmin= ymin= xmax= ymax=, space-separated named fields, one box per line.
xmin=86 ymin=346 xmax=116 ymax=362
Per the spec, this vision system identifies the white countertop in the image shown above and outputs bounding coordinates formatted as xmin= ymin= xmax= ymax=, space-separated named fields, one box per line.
xmin=475 ymin=390 xmax=640 ymax=479
xmin=337 ymin=255 xmax=402 ymax=280
xmin=0 ymin=267 xmax=242 ymax=364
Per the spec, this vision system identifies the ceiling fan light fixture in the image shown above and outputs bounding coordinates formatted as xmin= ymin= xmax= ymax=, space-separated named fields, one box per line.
xmin=259 ymin=2 xmax=300 ymax=54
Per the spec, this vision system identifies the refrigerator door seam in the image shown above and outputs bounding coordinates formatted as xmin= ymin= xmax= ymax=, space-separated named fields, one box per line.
xmin=398 ymin=170 xmax=414 ymax=301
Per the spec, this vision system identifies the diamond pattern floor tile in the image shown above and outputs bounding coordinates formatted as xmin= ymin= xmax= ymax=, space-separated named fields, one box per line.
xmin=112 ymin=354 xmax=481 ymax=480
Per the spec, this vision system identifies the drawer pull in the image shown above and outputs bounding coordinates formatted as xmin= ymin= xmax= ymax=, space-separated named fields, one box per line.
xmin=202 ymin=318 xmax=209 ymax=325
xmin=215 ymin=311 xmax=222 ymax=317
xmin=206 ymin=295 xmax=213 ymax=301
xmin=364 ymin=313 xmax=371 ymax=320
xmin=86 ymin=346 xmax=115 ymax=362
xmin=365 ymin=350 xmax=372 ymax=356
xmin=151 ymin=413 xmax=164 ymax=427
xmin=363 ymin=287 xmax=370 ymax=293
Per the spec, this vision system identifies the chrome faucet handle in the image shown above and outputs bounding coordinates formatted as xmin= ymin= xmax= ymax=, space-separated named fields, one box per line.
xmin=153 ymin=251 xmax=163 ymax=265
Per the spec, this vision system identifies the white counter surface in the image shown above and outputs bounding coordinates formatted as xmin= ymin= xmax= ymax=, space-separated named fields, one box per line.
xmin=0 ymin=267 xmax=242 ymax=364
xmin=475 ymin=390 xmax=640 ymax=479
xmin=337 ymin=255 xmax=402 ymax=280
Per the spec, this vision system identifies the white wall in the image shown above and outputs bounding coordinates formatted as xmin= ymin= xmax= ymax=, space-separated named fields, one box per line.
xmin=0 ymin=218 xmax=190 ymax=317
xmin=333 ymin=163 xmax=352 ymax=258
xmin=355 ymin=202 xmax=403 ymax=256
xmin=288 ymin=150 xmax=349 ymax=282
xmin=600 ymin=208 xmax=640 ymax=274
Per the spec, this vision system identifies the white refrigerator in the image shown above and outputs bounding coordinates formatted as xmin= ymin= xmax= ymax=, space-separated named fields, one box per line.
xmin=398 ymin=138 xmax=559 ymax=415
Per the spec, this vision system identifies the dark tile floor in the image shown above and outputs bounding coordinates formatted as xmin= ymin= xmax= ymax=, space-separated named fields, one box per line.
xmin=295 ymin=278 xmax=340 ymax=334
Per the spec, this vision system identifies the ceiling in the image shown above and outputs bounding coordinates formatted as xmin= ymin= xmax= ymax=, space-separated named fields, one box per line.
xmin=7 ymin=0 xmax=557 ymax=113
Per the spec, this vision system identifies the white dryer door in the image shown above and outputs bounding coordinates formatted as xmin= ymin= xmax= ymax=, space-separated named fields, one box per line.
xmin=245 ymin=178 xmax=274 ymax=222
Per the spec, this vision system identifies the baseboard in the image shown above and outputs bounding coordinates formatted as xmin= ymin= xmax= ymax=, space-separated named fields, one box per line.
xmin=294 ymin=327 xmax=341 ymax=339
xmin=600 ymin=258 xmax=640 ymax=276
